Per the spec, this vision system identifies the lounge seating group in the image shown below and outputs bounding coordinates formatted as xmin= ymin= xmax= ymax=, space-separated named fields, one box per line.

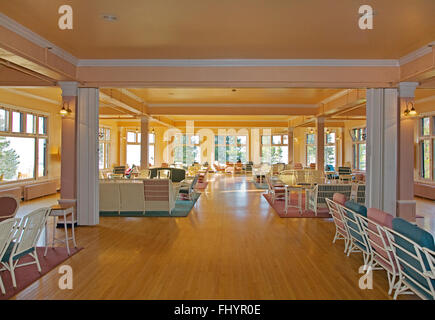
xmin=325 ymin=193 xmax=435 ymax=300
xmin=100 ymin=179 xmax=179 ymax=214
xmin=0 ymin=207 xmax=51 ymax=294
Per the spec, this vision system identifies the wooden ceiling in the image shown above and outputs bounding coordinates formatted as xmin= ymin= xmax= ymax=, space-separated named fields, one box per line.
xmin=1 ymin=0 xmax=434 ymax=59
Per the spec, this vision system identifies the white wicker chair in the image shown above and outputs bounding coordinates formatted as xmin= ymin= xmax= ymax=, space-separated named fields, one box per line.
xmin=0 ymin=207 xmax=50 ymax=288
xmin=0 ymin=218 xmax=19 ymax=294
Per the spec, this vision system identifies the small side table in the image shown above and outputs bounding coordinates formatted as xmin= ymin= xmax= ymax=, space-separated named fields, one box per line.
xmin=285 ymin=185 xmax=303 ymax=215
xmin=44 ymin=205 xmax=77 ymax=256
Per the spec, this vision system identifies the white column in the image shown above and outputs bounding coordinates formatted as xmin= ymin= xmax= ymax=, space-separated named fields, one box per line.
xmin=140 ymin=116 xmax=149 ymax=169
xmin=366 ymin=88 xmax=399 ymax=214
xmin=76 ymin=88 xmax=99 ymax=226
xmin=288 ymin=125 xmax=294 ymax=165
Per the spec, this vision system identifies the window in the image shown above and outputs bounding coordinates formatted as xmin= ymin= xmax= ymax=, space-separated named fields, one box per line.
xmin=306 ymin=133 xmax=316 ymax=166
xmin=98 ymin=127 xmax=111 ymax=169
xmin=174 ymin=134 xmax=201 ymax=165
xmin=325 ymin=131 xmax=336 ymax=167
xmin=215 ymin=135 xmax=247 ymax=163
xmin=125 ymin=130 xmax=155 ymax=167
xmin=0 ymin=106 xmax=48 ymax=182
xmin=351 ymin=127 xmax=366 ymax=171
xmin=418 ymin=116 xmax=435 ymax=181
xmin=261 ymin=134 xmax=288 ymax=164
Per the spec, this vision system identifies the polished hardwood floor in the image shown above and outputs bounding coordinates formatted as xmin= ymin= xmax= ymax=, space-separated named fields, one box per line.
xmin=12 ymin=174 xmax=433 ymax=300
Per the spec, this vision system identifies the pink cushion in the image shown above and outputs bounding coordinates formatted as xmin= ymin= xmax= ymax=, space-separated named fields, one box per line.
xmin=0 ymin=196 xmax=18 ymax=218
xmin=367 ymin=208 xmax=398 ymax=272
xmin=367 ymin=208 xmax=393 ymax=228
xmin=333 ymin=193 xmax=347 ymax=205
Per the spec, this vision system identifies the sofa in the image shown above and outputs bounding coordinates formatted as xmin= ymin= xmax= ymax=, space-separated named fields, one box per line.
xmin=99 ymin=179 xmax=178 ymax=214
xmin=307 ymin=184 xmax=352 ymax=215
xmin=149 ymin=167 xmax=186 ymax=182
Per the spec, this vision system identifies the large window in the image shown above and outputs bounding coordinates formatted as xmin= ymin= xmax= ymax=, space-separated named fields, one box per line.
xmin=261 ymin=134 xmax=288 ymax=164
xmin=125 ymin=130 xmax=155 ymax=167
xmin=418 ymin=116 xmax=435 ymax=181
xmin=98 ymin=127 xmax=111 ymax=169
xmin=306 ymin=133 xmax=316 ymax=166
xmin=0 ymin=105 xmax=48 ymax=182
xmin=324 ymin=131 xmax=336 ymax=167
xmin=351 ymin=127 xmax=366 ymax=171
xmin=174 ymin=135 xmax=201 ymax=165
xmin=215 ymin=135 xmax=247 ymax=163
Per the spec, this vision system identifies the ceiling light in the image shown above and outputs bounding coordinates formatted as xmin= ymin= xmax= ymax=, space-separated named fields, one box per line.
xmin=102 ymin=14 xmax=118 ymax=22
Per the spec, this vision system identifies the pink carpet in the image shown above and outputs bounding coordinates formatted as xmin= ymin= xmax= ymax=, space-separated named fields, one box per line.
xmin=195 ymin=181 xmax=208 ymax=189
xmin=263 ymin=193 xmax=331 ymax=218
xmin=0 ymin=247 xmax=82 ymax=300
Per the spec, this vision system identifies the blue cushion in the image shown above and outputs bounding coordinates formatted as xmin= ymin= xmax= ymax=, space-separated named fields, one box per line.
xmin=1 ymin=241 xmax=35 ymax=262
xmin=344 ymin=201 xmax=367 ymax=217
xmin=392 ymin=218 xmax=435 ymax=299
xmin=343 ymin=201 xmax=368 ymax=251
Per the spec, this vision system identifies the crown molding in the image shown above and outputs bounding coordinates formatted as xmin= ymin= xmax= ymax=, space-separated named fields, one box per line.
xmin=0 ymin=13 xmax=79 ymax=66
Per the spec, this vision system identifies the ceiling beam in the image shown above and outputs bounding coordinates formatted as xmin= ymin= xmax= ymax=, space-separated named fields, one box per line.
xmin=99 ymin=89 xmax=145 ymax=115
xmin=0 ymin=87 xmax=58 ymax=105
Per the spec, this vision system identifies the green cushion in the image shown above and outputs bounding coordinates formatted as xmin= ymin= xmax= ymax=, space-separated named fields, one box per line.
xmin=1 ymin=241 xmax=35 ymax=262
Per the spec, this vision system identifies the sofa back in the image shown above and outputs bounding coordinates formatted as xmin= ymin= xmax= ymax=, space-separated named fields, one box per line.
xmin=149 ymin=167 xmax=186 ymax=182
xmin=143 ymin=179 xmax=176 ymax=212
xmin=316 ymin=184 xmax=352 ymax=206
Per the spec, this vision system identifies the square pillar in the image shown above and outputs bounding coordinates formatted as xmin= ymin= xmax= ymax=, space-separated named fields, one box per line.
xmin=76 ymin=88 xmax=99 ymax=226
xmin=397 ymin=82 xmax=418 ymax=221
xmin=288 ymin=125 xmax=294 ymax=165
xmin=366 ymin=88 xmax=398 ymax=214
xmin=58 ymin=81 xmax=78 ymax=208
xmin=140 ymin=116 xmax=149 ymax=169
xmin=316 ymin=117 xmax=325 ymax=170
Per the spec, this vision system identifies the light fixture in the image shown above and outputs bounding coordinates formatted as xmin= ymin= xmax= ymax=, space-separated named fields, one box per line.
xmin=151 ymin=128 xmax=155 ymax=135
xmin=325 ymin=128 xmax=330 ymax=134
xmin=309 ymin=128 xmax=314 ymax=134
xmin=59 ymin=101 xmax=71 ymax=116
xmin=408 ymin=101 xmax=417 ymax=116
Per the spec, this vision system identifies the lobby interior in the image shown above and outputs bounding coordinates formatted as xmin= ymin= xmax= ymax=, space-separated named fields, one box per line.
xmin=0 ymin=0 xmax=434 ymax=300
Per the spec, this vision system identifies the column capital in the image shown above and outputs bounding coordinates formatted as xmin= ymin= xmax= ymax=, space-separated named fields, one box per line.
xmin=58 ymin=81 xmax=79 ymax=97
xmin=398 ymin=82 xmax=419 ymax=98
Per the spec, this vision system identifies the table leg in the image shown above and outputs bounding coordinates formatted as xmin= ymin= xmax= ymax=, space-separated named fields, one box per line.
xmin=71 ymin=212 xmax=77 ymax=248
xmin=63 ymin=213 xmax=70 ymax=256
xmin=298 ymin=190 xmax=302 ymax=215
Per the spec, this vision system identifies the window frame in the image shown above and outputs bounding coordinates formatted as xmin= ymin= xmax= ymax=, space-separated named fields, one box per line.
xmin=305 ymin=132 xmax=316 ymax=166
xmin=125 ymin=129 xmax=156 ymax=167
xmin=0 ymin=104 xmax=49 ymax=184
xmin=98 ymin=127 xmax=111 ymax=169
xmin=261 ymin=134 xmax=288 ymax=164
xmin=417 ymin=115 xmax=435 ymax=182
xmin=351 ymin=127 xmax=366 ymax=171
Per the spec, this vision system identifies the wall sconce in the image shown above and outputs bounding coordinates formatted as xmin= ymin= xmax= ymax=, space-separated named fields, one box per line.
xmin=59 ymin=101 xmax=72 ymax=116
xmin=325 ymin=128 xmax=330 ymax=134
xmin=309 ymin=128 xmax=314 ymax=134
xmin=403 ymin=101 xmax=417 ymax=117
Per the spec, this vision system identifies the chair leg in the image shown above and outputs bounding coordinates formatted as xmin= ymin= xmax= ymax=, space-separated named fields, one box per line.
xmin=9 ymin=260 xmax=16 ymax=288
xmin=0 ymin=275 xmax=5 ymax=295
xmin=33 ymin=250 xmax=42 ymax=273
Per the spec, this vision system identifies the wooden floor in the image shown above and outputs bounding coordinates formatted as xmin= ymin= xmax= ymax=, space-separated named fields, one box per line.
xmin=12 ymin=174 xmax=433 ymax=300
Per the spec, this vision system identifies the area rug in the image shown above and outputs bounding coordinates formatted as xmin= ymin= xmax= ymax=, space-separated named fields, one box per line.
xmin=263 ymin=193 xmax=331 ymax=218
xmin=195 ymin=181 xmax=208 ymax=189
xmin=100 ymin=193 xmax=201 ymax=218
xmin=0 ymin=247 xmax=82 ymax=300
